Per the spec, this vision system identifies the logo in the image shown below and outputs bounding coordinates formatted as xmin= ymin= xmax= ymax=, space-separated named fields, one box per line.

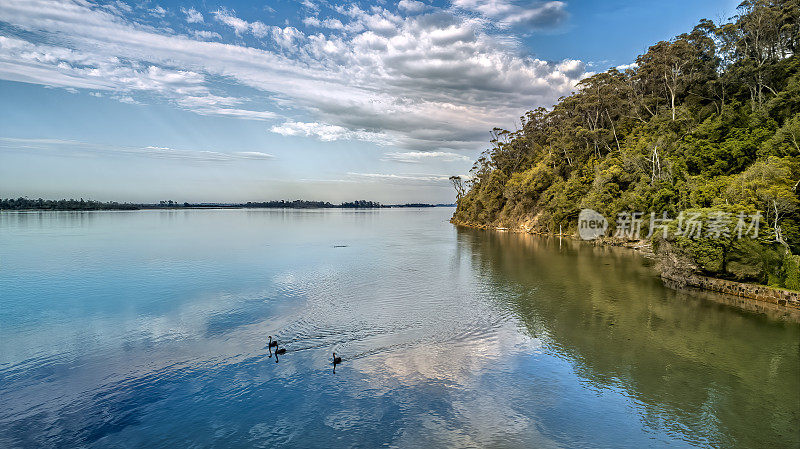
xmin=578 ymin=209 xmax=608 ymax=240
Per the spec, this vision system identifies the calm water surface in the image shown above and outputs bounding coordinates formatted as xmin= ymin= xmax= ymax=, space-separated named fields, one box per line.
xmin=0 ymin=208 xmax=798 ymax=448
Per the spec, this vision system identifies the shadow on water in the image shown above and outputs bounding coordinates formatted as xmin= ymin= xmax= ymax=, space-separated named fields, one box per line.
xmin=455 ymin=227 xmax=800 ymax=449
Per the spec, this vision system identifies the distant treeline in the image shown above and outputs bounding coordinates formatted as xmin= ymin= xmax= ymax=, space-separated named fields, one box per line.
xmin=393 ymin=203 xmax=456 ymax=207
xmin=1 ymin=198 xmax=453 ymax=210
xmin=243 ymin=200 xmax=382 ymax=208
xmin=0 ymin=198 xmax=140 ymax=210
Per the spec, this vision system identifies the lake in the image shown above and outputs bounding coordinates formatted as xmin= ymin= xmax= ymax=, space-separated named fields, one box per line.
xmin=0 ymin=208 xmax=798 ymax=448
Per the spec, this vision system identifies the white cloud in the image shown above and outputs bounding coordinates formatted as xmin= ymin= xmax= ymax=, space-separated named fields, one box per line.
xmin=102 ymin=1 xmax=132 ymax=16
xmin=398 ymin=0 xmax=430 ymax=13
xmin=452 ymin=0 xmax=568 ymax=29
xmin=192 ymin=30 xmax=222 ymax=41
xmin=213 ymin=8 xmax=252 ymax=35
xmin=270 ymin=121 xmax=390 ymax=144
xmin=196 ymin=107 xmax=277 ymax=120
xmin=0 ymin=36 xmax=276 ymax=120
xmin=149 ymin=6 xmax=167 ymax=18
xmin=116 ymin=95 xmax=139 ymax=104
xmin=271 ymin=26 xmax=304 ymax=49
xmin=616 ymin=62 xmax=638 ymax=71
xmin=232 ymin=151 xmax=275 ymax=160
xmin=346 ymin=172 xmax=452 ymax=184
xmin=213 ymin=8 xmax=304 ymax=47
xmin=0 ymin=0 xmax=587 ymax=151
xmin=181 ymin=7 xmax=203 ymax=24
xmin=0 ymin=137 xmax=276 ymax=162
xmin=556 ymin=59 xmax=585 ymax=79
xmin=299 ymin=0 xmax=319 ymax=12
xmin=383 ymin=151 xmax=471 ymax=163
xmin=302 ymin=16 xmax=345 ymax=30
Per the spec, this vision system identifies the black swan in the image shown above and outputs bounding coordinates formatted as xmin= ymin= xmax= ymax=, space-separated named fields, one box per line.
xmin=268 ymin=336 xmax=278 ymax=349
xmin=333 ymin=352 xmax=342 ymax=373
xmin=274 ymin=346 xmax=286 ymax=363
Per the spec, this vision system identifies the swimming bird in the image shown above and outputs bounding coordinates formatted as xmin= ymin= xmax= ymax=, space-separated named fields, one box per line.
xmin=274 ymin=346 xmax=286 ymax=363
xmin=268 ymin=336 xmax=278 ymax=349
xmin=332 ymin=352 xmax=342 ymax=373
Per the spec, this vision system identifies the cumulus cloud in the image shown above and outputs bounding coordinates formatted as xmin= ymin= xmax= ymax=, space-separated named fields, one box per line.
xmin=556 ymin=59 xmax=585 ymax=79
xmin=302 ymin=16 xmax=345 ymax=30
xmin=212 ymin=7 xmax=252 ymax=35
xmin=616 ymin=62 xmax=638 ymax=71
xmin=181 ymin=7 xmax=203 ymax=23
xmin=270 ymin=26 xmax=304 ymax=48
xmin=0 ymin=0 xmax=587 ymax=151
xmin=116 ymin=95 xmax=139 ymax=104
xmin=398 ymin=0 xmax=430 ymax=13
xmin=213 ymin=8 xmax=304 ymax=47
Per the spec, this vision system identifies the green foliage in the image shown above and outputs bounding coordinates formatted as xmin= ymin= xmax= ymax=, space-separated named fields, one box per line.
xmin=762 ymin=112 xmax=800 ymax=157
xmin=687 ymin=175 xmax=732 ymax=207
xmin=784 ymin=254 xmax=800 ymax=290
xmin=454 ymin=0 xmax=800 ymax=286
xmin=504 ymin=162 xmax=555 ymax=206
xmin=653 ymin=206 xmax=785 ymax=283
xmin=680 ymin=105 xmax=770 ymax=176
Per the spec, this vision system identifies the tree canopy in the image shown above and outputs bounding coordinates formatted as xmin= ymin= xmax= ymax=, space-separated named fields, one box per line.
xmin=453 ymin=0 xmax=799 ymax=288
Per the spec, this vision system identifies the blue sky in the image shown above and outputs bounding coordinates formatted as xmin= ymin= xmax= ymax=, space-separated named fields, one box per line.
xmin=0 ymin=0 xmax=739 ymax=203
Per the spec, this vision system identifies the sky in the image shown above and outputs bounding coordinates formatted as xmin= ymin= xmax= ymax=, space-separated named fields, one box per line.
xmin=0 ymin=0 xmax=740 ymax=204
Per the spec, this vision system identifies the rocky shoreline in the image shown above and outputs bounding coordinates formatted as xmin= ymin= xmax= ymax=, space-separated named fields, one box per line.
xmin=662 ymin=272 xmax=800 ymax=309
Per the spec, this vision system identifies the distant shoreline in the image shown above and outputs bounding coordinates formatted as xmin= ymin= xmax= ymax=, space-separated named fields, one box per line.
xmin=1 ymin=205 xmax=457 ymax=211
xmin=0 ymin=198 xmax=456 ymax=211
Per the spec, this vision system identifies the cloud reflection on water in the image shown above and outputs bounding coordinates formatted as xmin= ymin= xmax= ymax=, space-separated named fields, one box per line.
xmin=1 ymin=210 xmax=797 ymax=448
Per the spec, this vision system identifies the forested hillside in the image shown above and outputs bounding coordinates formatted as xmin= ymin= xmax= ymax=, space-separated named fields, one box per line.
xmin=452 ymin=0 xmax=799 ymax=288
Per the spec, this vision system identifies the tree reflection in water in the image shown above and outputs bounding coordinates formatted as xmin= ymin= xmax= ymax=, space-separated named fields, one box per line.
xmin=455 ymin=227 xmax=800 ymax=449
